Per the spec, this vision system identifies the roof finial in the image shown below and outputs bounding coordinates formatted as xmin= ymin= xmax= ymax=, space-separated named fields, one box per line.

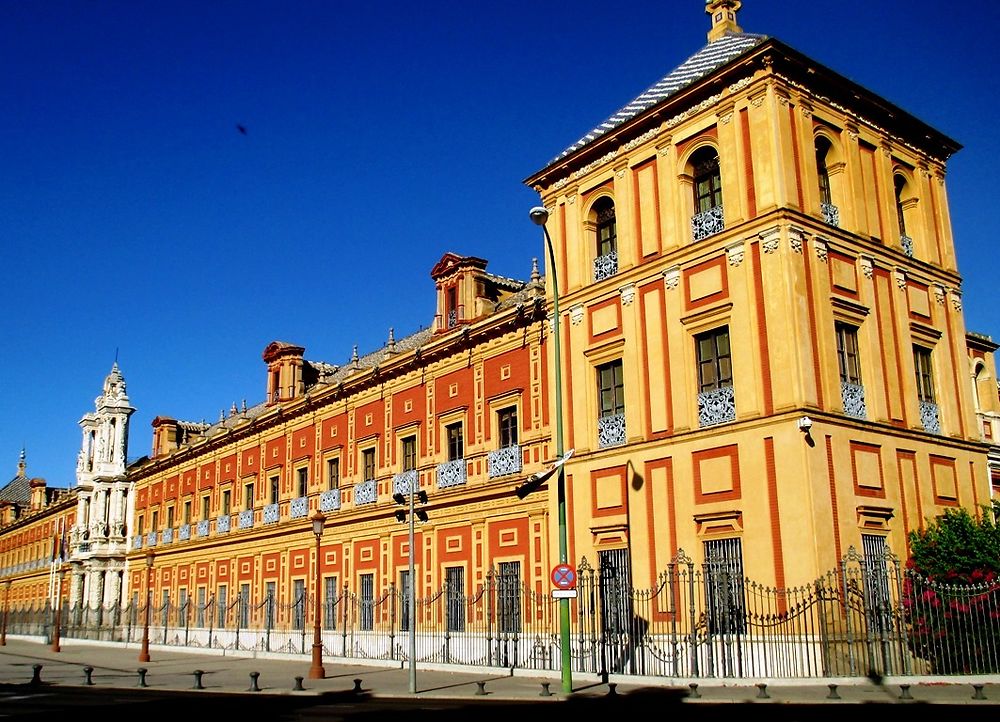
xmin=530 ymin=257 xmax=540 ymax=283
xmin=17 ymin=447 xmax=26 ymax=477
xmin=706 ymin=0 xmax=742 ymax=42
xmin=387 ymin=328 xmax=397 ymax=353
xmin=351 ymin=345 xmax=359 ymax=368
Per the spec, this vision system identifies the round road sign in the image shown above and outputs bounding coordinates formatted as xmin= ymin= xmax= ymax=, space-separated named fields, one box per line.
xmin=551 ymin=563 xmax=576 ymax=590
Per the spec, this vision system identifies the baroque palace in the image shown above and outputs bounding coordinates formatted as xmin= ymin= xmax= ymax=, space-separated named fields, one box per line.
xmin=2 ymin=1 xmax=999 ymax=678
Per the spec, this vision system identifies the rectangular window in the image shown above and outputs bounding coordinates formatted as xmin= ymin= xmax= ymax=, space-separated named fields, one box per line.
xmin=360 ymin=573 xmax=374 ymax=631
xmin=166 ymin=506 xmax=174 ymax=529
xmin=265 ymin=581 xmax=276 ymax=628
xmin=217 ymin=585 xmax=228 ymax=628
xmin=835 ymin=322 xmax=862 ymax=384
xmin=137 ymin=515 xmax=144 ymax=535
xmin=297 ymin=467 xmax=308 ymax=498
xmin=400 ymin=569 xmax=412 ymax=632
xmin=221 ymin=490 xmax=231 ymax=515
xmin=293 ymin=579 xmax=305 ymax=630
xmin=445 ymin=566 xmax=466 ymax=632
xmin=151 ymin=510 xmax=159 ymax=531
xmin=402 ymin=436 xmax=417 ymax=472
xmin=446 ymin=422 xmax=464 ymax=462
xmin=914 ymin=346 xmax=934 ymax=402
xmin=596 ymin=360 xmax=625 ymax=417
xmin=497 ymin=561 xmax=521 ymax=634
xmin=196 ymin=587 xmax=206 ymax=627
xmin=696 ymin=327 xmax=733 ymax=392
xmin=326 ymin=458 xmax=340 ymax=490
xmin=703 ymin=538 xmax=746 ymax=634
xmin=201 ymin=495 xmax=210 ymax=520
xmin=498 ymin=407 xmax=518 ymax=448
xmin=183 ymin=501 xmax=191 ymax=525
xmin=239 ymin=583 xmax=250 ymax=628
xmin=324 ymin=576 xmax=338 ymax=629
xmin=270 ymin=475 xmax=280 ymax=504
xmin=244 ymin=482 xmax=254 ymax=511
xmin=362 ymin=448 xmax=376 ymax=482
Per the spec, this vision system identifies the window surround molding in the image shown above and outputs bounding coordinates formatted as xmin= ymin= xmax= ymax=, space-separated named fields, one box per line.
xmin=909 ymin=321 xmax=942 ymax=345
xmin=856 ymin=505 xmax=894 ymax=532
xmin=693 ymin=509 xmax=743 ymax=536
xmin=582 ymin=336 xmax=626 ymax=364
xmin=679 ymin=301 xmax=733 ymax=334
xmin=830 ymin=296 xmax=869 ymax=326
xmin=437 ymin=408 xmax=467 ymax=460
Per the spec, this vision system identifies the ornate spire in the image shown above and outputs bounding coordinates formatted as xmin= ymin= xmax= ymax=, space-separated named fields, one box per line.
xmin=706 ymin=0 xmax=743 ymax=42
xmin=17 ymin=447 xmax=26 ymax=477
xmin=531 ymin=257 xmax=540 ymax=284
xmin=351 ymin=345 xmax=359 ymax=368
xmin=387 ymin=328 xmax=397 ymax=354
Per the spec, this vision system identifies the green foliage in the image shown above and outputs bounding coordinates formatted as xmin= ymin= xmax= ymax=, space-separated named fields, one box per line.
xmin=907 ymin=500 xmax=1000 ymax=581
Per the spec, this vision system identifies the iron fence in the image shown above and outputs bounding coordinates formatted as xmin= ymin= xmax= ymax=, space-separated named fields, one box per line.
xmin=4 ymin=547 xmax=997 ymax=678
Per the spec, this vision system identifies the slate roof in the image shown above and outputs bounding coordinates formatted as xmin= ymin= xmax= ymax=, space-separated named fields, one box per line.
xmin=0 ymin=470 xmax=30 ymax=506
xmin=550 ymin=32 xmax=767 ymax=166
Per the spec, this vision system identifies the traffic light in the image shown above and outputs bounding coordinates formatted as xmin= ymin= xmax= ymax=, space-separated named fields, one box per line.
xmin=393 ymin=488 xmax=429 ymax=522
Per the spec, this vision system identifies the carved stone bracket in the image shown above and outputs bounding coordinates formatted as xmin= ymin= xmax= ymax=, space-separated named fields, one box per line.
xmin=619 ymin=284 xmax=636 ymax=306
xmin=569 ymin=305 xmax=584 ymax=325
xmin=725 ymin=241 xmax=745 ymax=267
xmin=663 ymin=265 xmax=681 ymax=290
xmin=894 ymin=268 xmax=907 ymax=290
xmin=933 ymin=284 xmax=946 ymax=305
xmin=788 ymin=226 xmax=805 ymax=254
xmin=859 ymin=256 xmax=874 ymax=279
xmin=950 ymin=289 xmax=963 ymax=311
xmin=757 ymin=226 xmax=780 ymax=254
xmin=813 ymin=237 xmax=828 ymax=262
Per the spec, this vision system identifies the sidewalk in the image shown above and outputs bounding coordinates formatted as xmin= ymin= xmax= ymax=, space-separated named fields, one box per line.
xmin=1 ymin=636 xmax=998 ymax=706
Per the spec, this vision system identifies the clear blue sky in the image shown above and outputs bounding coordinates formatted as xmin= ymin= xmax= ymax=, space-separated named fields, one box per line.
xmin=2 ymin=0 xmax=998 ymax=488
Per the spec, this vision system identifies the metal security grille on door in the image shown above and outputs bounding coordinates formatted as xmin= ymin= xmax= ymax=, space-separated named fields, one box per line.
xmin=861 ymin=534 xmax=892 ymax=634
xmin=703 ymin=538 xmax=746 ymax=634
xmin=598 ymin=548 xmax=636 ymax=674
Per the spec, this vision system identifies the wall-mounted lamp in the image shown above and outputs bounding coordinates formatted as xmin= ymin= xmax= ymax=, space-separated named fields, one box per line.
xmin=797 ymin=416 xmax=813 ymax=433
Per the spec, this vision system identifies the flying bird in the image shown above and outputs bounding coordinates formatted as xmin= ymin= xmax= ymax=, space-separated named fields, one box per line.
xmin=236 ymin=124 xmax=248 ymax=135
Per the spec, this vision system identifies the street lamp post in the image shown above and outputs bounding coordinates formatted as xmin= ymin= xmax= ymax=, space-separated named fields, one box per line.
xmin=308 ymin=510 xmax=326 ymax=679
xmin=530 ymin=206 xmax=573 ymax=693
xmin=1 ymin=579 xmax=11 ymax=646
xmin=139 ymin=551 xmax=154 ymax=663
xmin=406 ymin=482 xmax=417 ymax=694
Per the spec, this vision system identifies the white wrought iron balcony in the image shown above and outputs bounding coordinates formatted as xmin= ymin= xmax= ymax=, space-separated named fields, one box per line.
xmin=821 ymin=202 xmax=840 ymax=227
xmin=593 ymin=251 xmax=618 ymax=282
xmin=691 ymin=205 xmax=724 ymax=241
xmin=447 ymin=309 xmax=458 ymax=328
xmin=698 ymin=386 xmax=736 ymax=427
xmin=437 ymin=459 xmax=466 ymax=489
xmin=598 ymin=413 xmax=626 ymax=449
xmin=290 ymin=496 xmax=309 ymax=518
xmin=162 ymin=527 xmax=174 ymax=544
xmin=238 ymin=510 xmax=254 ymax=530
xmin=145 ymin=530 xmax=157 ymax=547
xmin=920 ymin=400 xmax=940 ymax=434
xmin=355 ymin=479 xmax=378 ymax=505
xmin=216 ymin=514 xmax=231 ymax=533
xmin=393 ymin=469 xmax=419 ymax=497
xmin=179 ymin=524 xmax=190 ymax=541
xmin=841 ymin=381 xmax=867 ymax=420
xmin=488 ymin=445 xmax=522 ymax=478
xmin=263 ymin=503 xmax=279 ymax=524
xmin=320 ymin=488 xmax=341 ymax=512
xmin=197 ymin=520 xmax=210 ymax=537
xmin=901 ymin=234 xmax=913 ymax=257
xmin=133 ymin=535 xmax=142 ymax=550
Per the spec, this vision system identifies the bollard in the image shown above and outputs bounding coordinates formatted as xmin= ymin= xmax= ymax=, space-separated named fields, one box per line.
xmin=607 ymin=683 xmax=618 ymax=696
xmin=352 ymin=678 xmax=363 ymax=694
xmin=539 ymin=682 xmax=552 ymax=697
xmin=973 ymin=684 xmax=987 ymax=700
xmin=248 ymin=672 xmax=261 ymax=692
xmin=83 ymin=666 xmax=94 ymax=686
xmin=475 ymin=680 xmax=487 ymax=696
xmin=827 ymin=684 xmax=840 ymax=699
xmin=688 ymin=683 xmax=701 ymax=699
xmin=756 ymin=683 xmax=770 ymax=699
xmin=192 ymin=670 xmax=205 ymax=690
xmin=30 ymin=664 xmax=42 ymax=686
xmin=137 ymin=668 xmax=148 ymax=688
xmin=899 ymin=684 xmax=912 ymax=700
xmin=293 ymin=676 xmax=305 ymax=691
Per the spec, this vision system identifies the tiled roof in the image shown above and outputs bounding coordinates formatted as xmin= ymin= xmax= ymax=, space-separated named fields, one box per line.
xmin=0 ymin=472 xmax=31 ymax=505
xmin=551 ymin=33 xmax=767 ymax=165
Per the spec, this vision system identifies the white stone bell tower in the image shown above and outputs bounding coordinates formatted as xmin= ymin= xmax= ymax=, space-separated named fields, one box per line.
xmin=71 ymin=363 xmax=136 ymax=611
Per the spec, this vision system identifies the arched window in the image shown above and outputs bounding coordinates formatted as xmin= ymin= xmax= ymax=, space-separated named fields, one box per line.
xmin=815 ymin=137 xmax=839 ymax=226
xmin=591 ymin=197 xmax=618 ymax=281
xmin=690 ymin=147 xmax=724 ymax=241
xmin=894 ymin=174 xmax=913 ymax=256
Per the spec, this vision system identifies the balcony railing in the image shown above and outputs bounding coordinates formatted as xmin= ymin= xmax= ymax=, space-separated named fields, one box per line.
xmin=901 ymin=234 xmax=914 ymax=257
xmin=488 ymin=445 xmax=522 ymax=478
xmin=593 ymin=251 xmax=618 ymax=282
xmin=133 ymin=535 xmax=142 ymax=550
xmin=393 ymin=469 xmax=419 ymax=497
xmin=598 ymin=413 xmax=626 ymax=449
xmin=691 ymin=205 xmax=724 ymax=241
xmin=355 ymin=479 xmax=378 ymax=505
xmin=179 ymin=523 xmax=190 ymax=541
xmin=698 ymin=386 xmax=736 ymax=427
xmin=238 ymin=510 xmax=254 ymax=530
xmin=162 ymin=527 xmax=173 ymax=544
xmin=841 ymin=381 xmax=867 ymax=420
xmin=145 ymin=531 xmax=157 ymax=547
xmin=920 ymin=400 xmax=941 ymax=434
xmin=216 ymin=514 xmax=231 ymax=533
xmin=321 ymin=489 xmax=341 ymax=512
xmin=263 ymin=503 xmax=279 ymax=524
xmin=197 ymin=520 xmax=210 ymax=538
xmin=821 ymin=202 xmax=840 ymax=227
xmin=290 ymin=496 xmax=309 ymax=518
xmin=437 ymin=459 xmax=467 ymax=489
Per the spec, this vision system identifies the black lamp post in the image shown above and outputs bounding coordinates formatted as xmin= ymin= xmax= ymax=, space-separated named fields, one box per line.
xmin=308 ymin=509 xmax=326 ymax=679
